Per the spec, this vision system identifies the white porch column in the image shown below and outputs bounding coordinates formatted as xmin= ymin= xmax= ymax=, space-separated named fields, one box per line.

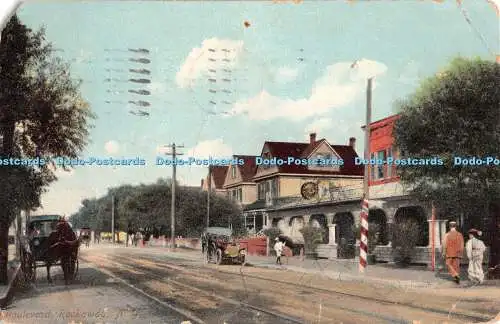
xmin=427 ymin=219 xmax=448 ymax=247
xmin=328 ymin=224 xmax=336 ymax=245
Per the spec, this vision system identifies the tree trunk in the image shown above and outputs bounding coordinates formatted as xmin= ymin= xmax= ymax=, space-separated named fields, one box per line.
xmin=0 ymin=218 xmax=9 ymax=284
xmin=0 ymin=121 xmax=16 ymax=284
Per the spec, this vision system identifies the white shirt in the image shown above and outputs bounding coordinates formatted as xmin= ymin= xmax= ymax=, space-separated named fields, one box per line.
xmin=274 ymin=241 xmax=284 ymax=254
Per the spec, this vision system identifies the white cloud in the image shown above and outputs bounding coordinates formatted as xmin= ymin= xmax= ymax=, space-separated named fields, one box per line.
xmin=304 ymin=118 xmax=334 ymax=134
xmin=304 ymin=117 xmax=351 ymax=141
xmin=227 ymin=59 xmax=387 ymax=121
xmin=104 ymin=140 xmax=120 ymax=154
xmin=186 ymin=139 xmax=233 ymax=159
xmin=176 ymin=38 xmax=244 ymax=88
xmin=275 ymin=66 xmax=299 ymax=84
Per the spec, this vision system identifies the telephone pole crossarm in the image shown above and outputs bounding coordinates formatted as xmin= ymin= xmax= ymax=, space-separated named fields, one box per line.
xmin=164 ymin=143 xmax=184 ymax=249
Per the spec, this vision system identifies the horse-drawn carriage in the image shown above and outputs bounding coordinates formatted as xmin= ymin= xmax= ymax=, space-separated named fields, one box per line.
xmin=79 ymin=227 xmax=91 ymax=247
xmin=20 ymin=215 xmax=80 ymax=285
xmin=201 ymin=227 xmax=246 ymax=265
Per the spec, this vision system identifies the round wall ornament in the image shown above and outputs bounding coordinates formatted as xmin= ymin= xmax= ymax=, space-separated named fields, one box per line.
xmin=301 ymin=181 xmax=318 ymax=200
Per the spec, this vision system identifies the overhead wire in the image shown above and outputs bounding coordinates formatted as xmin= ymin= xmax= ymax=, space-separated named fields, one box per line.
xmin=456 ymin=0 xmax=496 ymax=57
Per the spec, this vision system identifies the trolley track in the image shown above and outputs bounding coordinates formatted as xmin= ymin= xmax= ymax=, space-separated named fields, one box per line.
xmin=83 ymin=251 xmax=495 ymax=323
xmin=111 ymin=251 xmax=496 ymax=323
xmin=83 ymin=254 xmax=303 ymax=324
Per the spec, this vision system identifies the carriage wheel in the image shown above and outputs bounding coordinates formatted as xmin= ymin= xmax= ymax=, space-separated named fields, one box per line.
xmin=72 ymin=258 xmax=79 ymax=280
xmin=31 ymin=259 xmax=37 ymax=282
xmin=22 ymin=252 xmax=36 ymax=283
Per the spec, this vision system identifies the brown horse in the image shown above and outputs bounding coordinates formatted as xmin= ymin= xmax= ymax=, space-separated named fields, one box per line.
xmin=45 ymin=220 xmax=80 ymax=285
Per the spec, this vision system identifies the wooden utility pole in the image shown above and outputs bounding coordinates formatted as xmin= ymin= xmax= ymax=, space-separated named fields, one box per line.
xmin=431 ymin=202 xmax=436 ymax=271
xmin=207 ymin=167 xmax=211 ymax=228
xmin=359 ymin=74 xmax=373 ymax=273
xmin=363 ymin=77 xmax=373 ymax=201
xmin=111 ymin=194 xmax=115 ymax=244
xmin=165 ymin=143 xmax=184 ymax=248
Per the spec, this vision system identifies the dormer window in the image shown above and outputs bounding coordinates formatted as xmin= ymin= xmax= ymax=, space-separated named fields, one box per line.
xmin=313 ymin=153 xmax=333 ymax=167
xmin=231 ymin=165 xmax=236 ymax=178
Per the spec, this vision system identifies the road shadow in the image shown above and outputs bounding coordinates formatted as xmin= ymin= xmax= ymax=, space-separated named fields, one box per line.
xmin=11 ymin=265 xmax=122 ymax=305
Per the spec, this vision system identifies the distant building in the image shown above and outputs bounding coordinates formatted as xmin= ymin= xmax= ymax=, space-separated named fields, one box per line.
xmin=243 ymin=133 xmax=364 ymax=237
xmin=222 ymin=155 xmax=258 ymax=206
xmin=201 ymin=165 xmax=228 ymax=196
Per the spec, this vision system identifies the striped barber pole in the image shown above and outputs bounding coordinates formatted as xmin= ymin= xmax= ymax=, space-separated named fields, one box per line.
xmin=359 ymin=199 xmax=369 ymax=273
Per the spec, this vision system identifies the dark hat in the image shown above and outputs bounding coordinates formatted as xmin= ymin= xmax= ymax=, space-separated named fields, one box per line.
xmin=468 ymin=228 xmax=479 ymax=234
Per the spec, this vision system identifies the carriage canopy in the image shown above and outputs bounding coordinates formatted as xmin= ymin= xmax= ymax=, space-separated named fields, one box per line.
xmin=203 ymin=227 xmax=233 ymax=237
xmin=28 ymin=215 xmax=62 ymax=238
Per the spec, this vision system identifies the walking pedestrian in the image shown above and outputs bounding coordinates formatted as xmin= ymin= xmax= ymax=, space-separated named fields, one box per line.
xmin=135 ymin=231 xmax=142 ymax=247
xmin=274 ymin=237 xmax=284 ymax=265
xmin=442 ymin=221 xmax=464 ymax=284
xmin=466 ymin=228 xmax=486 ymax=284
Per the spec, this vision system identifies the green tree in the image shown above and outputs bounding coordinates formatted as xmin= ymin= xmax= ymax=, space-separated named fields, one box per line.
xmin=70 ymin=179 xmax=245 ymax=240
xmin=299 ymin=225 xmax=325 ymax=258
xmin=393 ymin=57 xmax=500 ymax=229
xmin=0 ymin=16 xmax=94 ymax=283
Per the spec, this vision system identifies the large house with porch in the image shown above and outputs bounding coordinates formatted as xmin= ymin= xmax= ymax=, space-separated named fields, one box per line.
xmin=201 ymin=133 xmax=365 ymax=236
xmin=251 ymin=115 xmax=450 ymax=263
xmin=244 ymin=133 xmax=364 ymax=239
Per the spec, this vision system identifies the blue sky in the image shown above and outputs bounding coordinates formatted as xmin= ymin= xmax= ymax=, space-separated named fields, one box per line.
xmin=14 ymin=1 xmax=498 ymax=216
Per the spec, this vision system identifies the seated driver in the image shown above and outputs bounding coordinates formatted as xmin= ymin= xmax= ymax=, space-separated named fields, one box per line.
xmin=56 ymin=218 xmax=76 ymax=241
xmin=28 ymin=223 xmax=39 ymax=239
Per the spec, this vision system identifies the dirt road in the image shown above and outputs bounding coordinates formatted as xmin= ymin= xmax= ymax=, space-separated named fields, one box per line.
xmin=79 ymin=246 xmax=500 ymax=324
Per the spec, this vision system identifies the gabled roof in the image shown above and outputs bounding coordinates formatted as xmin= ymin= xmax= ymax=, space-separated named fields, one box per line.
xmin=254 ymin=140 xmax=363 ymax=178
xmin=209 ymin=165 xmax=228 ymax=189
xmin=300 ymin=138 xmax=328 ymax=158
xmin=233 ymin=155 xmax=257 ymax=182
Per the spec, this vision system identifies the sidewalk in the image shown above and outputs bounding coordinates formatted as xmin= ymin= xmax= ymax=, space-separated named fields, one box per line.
xmin=0 ymin=244 xmax=22 ymax=308
xmin=98 ymin=244 xmax=500 ymax=290
xmin=0 ymin=262 xmax=189 ymax=323
xmin=245 ymin=254 xmax=500 ymax=289
xmin=147 ymin=245 xmax=499 ymax=290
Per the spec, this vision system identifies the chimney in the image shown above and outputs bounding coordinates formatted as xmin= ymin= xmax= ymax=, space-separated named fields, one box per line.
xmin=309 ymin=133 xmax=317 ymax=145
xmin=349 ymin=137 xmax=356 ymax=149
xmin=201 ymin=179 xmax=204 ymax=189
